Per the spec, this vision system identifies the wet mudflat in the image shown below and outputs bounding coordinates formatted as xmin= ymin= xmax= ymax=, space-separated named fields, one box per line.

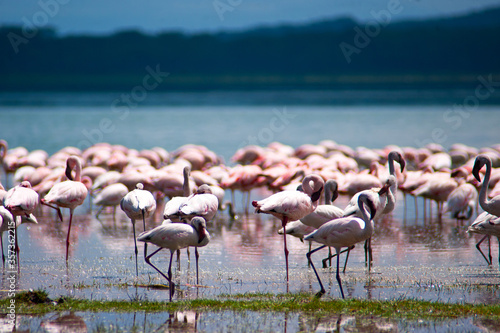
xmin=2 ymin=191 xmax=500 ymax=332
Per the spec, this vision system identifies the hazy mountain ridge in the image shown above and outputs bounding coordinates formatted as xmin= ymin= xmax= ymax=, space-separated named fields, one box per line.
xmin=1 ymin=7 xmax=499 ymax=90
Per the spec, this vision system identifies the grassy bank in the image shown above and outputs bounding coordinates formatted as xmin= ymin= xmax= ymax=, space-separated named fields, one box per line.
xmin=3 ymin=290 xmax=500 ymax=320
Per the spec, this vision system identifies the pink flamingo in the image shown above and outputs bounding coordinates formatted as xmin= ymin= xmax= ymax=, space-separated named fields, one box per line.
xmin=3 ymin=180 xmax=39 ymax=269
xmin=444 ymin=168 xmax=478 ymax=222
xmin=304 ymin=193 xmax=376 ymax=298
xmin=0 ymin=206 xmax=38 ymax=268
xmin=120 ymin=182 xmax=157 ymax=277
xmin=137 ymin=216 xmax=210 ymax=301
xmin=41 ymin=156 xmax=88 ymax=261
xmin=252 ymin=173 xmax=324 ymax=288
xmin=473 ymin=154 xmax=500 ymax=216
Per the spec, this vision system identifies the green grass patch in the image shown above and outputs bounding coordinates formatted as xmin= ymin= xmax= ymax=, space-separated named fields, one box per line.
xmin=2 ymin=289 xmax=500 ymax=320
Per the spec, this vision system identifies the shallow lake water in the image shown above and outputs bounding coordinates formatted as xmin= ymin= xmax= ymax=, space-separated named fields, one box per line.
xmin=1 ymin=91 xmax=500 ymax=332
xmin=2 ymin=188 xmax=500 ymax=331
xmin=3 ymin=189 xmax=499 ymax=305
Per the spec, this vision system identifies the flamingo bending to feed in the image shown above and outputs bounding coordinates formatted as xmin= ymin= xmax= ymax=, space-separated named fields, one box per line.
xmin=120 ymin=183 xmax=157 ymax=277
xmin=467 ymin=212 xmax=500 ymax=266
xmin=473 ymin=154 xmax=500 ymax=216
xmin=304 ymin=193 xmax=376 ymax=298
xmin=252 ymin=173 xmax=324 ymax=288
xmin=137 ymin=216 xmax=210 ymax=301
xmin=41 ymin=156 xmax=87 ymax=261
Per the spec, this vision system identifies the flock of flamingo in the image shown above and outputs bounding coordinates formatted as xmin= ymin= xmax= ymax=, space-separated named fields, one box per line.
xmin=1 ymin=138 xmax=500 ymax=300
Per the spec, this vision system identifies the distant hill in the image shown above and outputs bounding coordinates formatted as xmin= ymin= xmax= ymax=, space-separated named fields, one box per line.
xmin=1 ymin=7 xmax=500 ymax=91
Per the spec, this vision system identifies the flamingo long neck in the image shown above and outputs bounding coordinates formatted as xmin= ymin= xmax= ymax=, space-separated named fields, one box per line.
xmin=325 ymin=182 xmax=332 ymax=204
xmin=383 ymin=154 xmax=398 ymax=214
xmin=183 ymin=167 xmax=190 ymax=197
xmin=478 ymin=158 xmax=493 ymax=213
xmin=359 ymin=199 xmax=374 ymax=237
xmin=388 ymin=153 xmax=398 ymax=193
xmin=382 ymin=188 xmax=395 ymax=214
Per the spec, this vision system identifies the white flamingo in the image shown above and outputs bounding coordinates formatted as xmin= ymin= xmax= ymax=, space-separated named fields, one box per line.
xmin=163 ymin=166 xmax=192 ymax=222
xmin=304 ymin=193 xmax=376 ymax=298
xmin=137 ymin=216 xmax=210 ymax=301
xmin=178 ymin=184 xmax=219 ymax=222
xmin=467 ymin=212 xmax=500 ymax=266
xmin=93 ymin=183 xmax=129 ymax=219
xmin=41 ymin=156 xmax=88 ymax=261
xmin=120 ymin=182 xmax=157 ymax=277
xmin=252 ymin=173 xmax=324 ymax=288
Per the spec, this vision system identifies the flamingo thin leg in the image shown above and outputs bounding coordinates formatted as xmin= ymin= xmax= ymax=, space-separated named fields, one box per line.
xmin=167 ymin=251 xmax=175 ymax=301
xmin=195 ymin=247 xmax=200 ymax=285
xmin=132 ymin=222 xmax=138 ymax=277
xmin=306 ymin=244 xmax=327 ymax=298
xmin=475 ymin=235 xmax=491 ymax=265
xmin=141 ymin=212 xmax=148 ymax=266
xmin=66 ymin=210 xmax=74 ymax=261
xmin=282 ymin=217 xmax=290 ymax=289
xmin=144 ymin=248 xmax=175 ymax=301
xmin=41 ymin=201 xmax=63 ymax=221
xmin=335 ymin=248 xmax=345 ymax=299
xmin=15 ymin=225 xmax=20 ymax=273
xmin=321 ymin=247 xmax=350 ymax=269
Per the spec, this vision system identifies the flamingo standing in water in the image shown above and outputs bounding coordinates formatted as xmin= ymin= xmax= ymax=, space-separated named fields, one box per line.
xmin=137 ymin=216 xmax=210 ymax=301
xmin=120 ymin=183 xmax=157 ymax=277
xmin=339 ymin=152 xmax=404 ymax=268
xmin=0 ymin=207 xmax=38 ymax=268
xmin=304 ymin=193 xmax=376 ymax=298
xmin=0 ymin=181 xmax=39 ymax=271
xmin=3 ymin=181 xmax=39 ymax=269
xmin=41 ymin=156 xmax=88 ymax=261
xmin=467 ymin=212 xmax=500 ymax=266
xmin=473 ymin=154 xmax=500 ymax=216
xmin=252 ymin=173 xmax=324 ymax=289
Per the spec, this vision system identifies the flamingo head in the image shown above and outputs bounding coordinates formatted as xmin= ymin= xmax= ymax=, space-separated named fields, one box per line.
xmin=472 ymin=154 xmax=490 ymax=182
xmin=358 ymin=193 xmax=377 ymax=220
xmin=378 ymin=175 xmax=396 ymax=195
xmin=191 ymin=217 xmax=208 ymax=243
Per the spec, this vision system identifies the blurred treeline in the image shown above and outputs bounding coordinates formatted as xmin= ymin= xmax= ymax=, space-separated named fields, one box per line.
xmin=1 ymin=7 xmax=499 ymax=91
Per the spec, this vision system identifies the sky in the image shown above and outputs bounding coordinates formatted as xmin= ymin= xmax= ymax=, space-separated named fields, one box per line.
xmin=1 ymin=0 xmax=500 ymax=35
